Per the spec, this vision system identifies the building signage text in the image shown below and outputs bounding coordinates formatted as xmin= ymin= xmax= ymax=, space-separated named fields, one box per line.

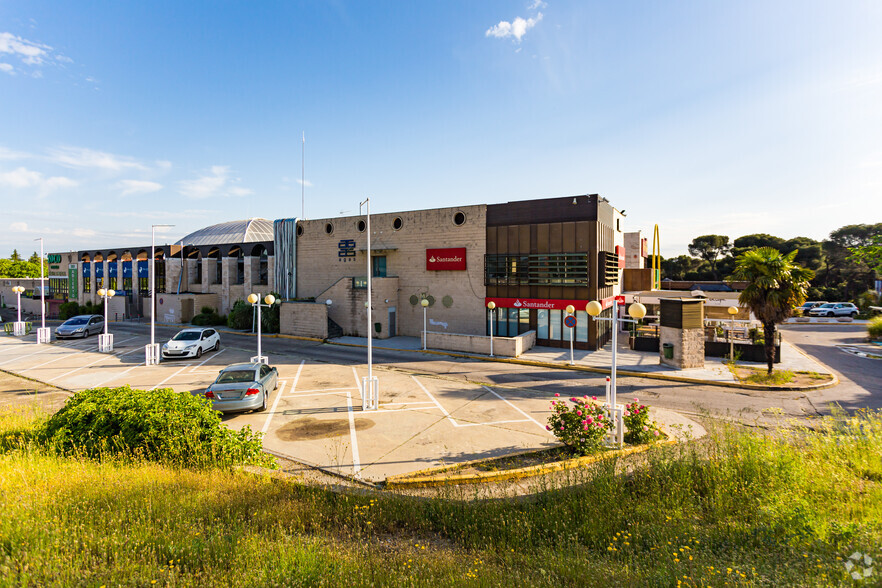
xmin=426 ymin=247 xmax=466 ymax=271
xmin=338 ymin=239 xmax=356 ymax=262
xmin=485 ymin=295 xmax=624 ymax=312
xmin=616 ymin=245 xmax=626 ymax=269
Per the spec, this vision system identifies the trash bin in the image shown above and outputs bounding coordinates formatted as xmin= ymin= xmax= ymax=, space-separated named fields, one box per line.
xmin=662 ymin=343 xmax=674 ymax=359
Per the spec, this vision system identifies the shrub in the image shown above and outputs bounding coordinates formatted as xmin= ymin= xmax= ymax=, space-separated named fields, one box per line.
xmin=227 ymin=299 xmax=253 ymax=330
xmin=192 ymin=307 xmax=225 ymax=326
xmin=39 ymin=386 xmax=274 ymax=469
xmin=868 ymin=316 xmax=882 ymax=339
xmin=58 ymin=301 xmax=81 ymax=320
xmin=622 ymin=399 xmax=661 ymax=444
xmin=546 ymin=394 xmax=612 ymax=455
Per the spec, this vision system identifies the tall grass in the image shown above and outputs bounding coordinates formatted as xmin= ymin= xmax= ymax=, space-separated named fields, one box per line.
xmin=0 ymin=406 xmax=880 ymax=586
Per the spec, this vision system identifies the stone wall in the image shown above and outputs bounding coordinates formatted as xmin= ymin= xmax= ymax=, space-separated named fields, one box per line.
xmin=317 ymin=276 xmax=400 ymax=338
xmin=659 ymin=326 xmax=705 ymax=369
xmin=280 ymin=301 xmax=328 ymax=339
xmin=426 ymin=329 xmax=536 ymax=357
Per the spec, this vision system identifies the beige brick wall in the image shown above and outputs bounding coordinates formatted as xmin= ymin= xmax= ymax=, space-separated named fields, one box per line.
xmin=280 ymin=301 xmax=328 ymax=339
xmin=296 ymin=204 xmax=487 ymax=337
xmin=659 ymin=326 xmax=705 ymax=369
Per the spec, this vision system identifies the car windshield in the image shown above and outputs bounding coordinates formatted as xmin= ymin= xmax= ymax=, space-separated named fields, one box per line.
xmin=216 ymin=370 xmax=256 ymax=384
xmin=63 ymin=318 xmax=88 ymax=326
xmin=173 ymin=331 xmax=201 ymax=341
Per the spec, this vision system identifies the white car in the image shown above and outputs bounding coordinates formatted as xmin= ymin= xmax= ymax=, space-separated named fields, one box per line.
xmin=808 ymin=302 xmax=859 ymax=318
xmin=161 ymin=328 xmax=221 ymax=359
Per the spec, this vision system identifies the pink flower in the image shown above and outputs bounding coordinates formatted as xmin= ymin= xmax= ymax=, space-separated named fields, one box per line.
xmin=653 ymin=430 xmax=660 ymax=436
xmin=576 ymin=411 xmax=582 ymax=416
xmin=583 ymin=425 xmax=589 ymax=431
xmin=586 ymin=417 xmax=593 ymax=424
xmin=598 ymin=414 xmax=604 ymax=420
xmin=592 ymin=396 xmax=597 ymax=401
xmin=640 ymin=405 xmax=646 ymax=409
xmin=583 ymin=395 xmax=588 ymax=400
xmin=554 ymin=393 xmax=560 ymax=397
xmin=546 ymin=425 xmax=551 ymax=431
xmin=560 ymin=426 xmax=565 ymax=430
xmin=643 ymin=426 xmax=649 ymax=431
xmin=634 ymin=398 xmax=639 ymax=402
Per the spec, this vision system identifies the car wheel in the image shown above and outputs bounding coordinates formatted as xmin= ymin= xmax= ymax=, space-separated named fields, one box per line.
xmin=257 ymin=391 xmax=267 ymax=412
xmin=850 ymin=312 xmax=857 ymax=318
xmin=196 ymin=346 xmax=203 ymax=358
xmin=826 ymin=312 xmax=834 ymax=317
xmin=213 ymin=340 xmax=220 ymax=351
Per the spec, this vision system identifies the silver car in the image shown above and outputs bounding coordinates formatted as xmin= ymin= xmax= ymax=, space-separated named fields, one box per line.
xmin=55 ymin=315 xmax=105 ymax=339
xmin=808 ymin=302 xmax=859 ymax=317
xmin=204 ymin=362 xmax=279 ymax=413
xmin=162 ymin=328 xmax=220 ymax=359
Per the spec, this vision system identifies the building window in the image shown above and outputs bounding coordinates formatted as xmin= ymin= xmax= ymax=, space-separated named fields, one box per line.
xmin=195 ymin=258 xmax=203 ymax=284
xmin=155 ymin=259 xmax=166 ymax=293
xmin=484 ymin=253 xmax=589 ymax=287
xmin=109 ymin=276 xmax=117 ymax=291
xmin=258 ymin=250 xmax=268 ymax=285
xmin=453 ymin=211 xmax=466 ymax=226
xmin=215 ymin=257 xmax=223 ymax=284
xmin=123 ymin=276 xmax=133 ymax=295
xmin=549 ymin=309 xmax=562 ymax=341
xmin=372 ymin=256 xmax=386 ymax=278
xmin=392 ymin=217 xmax=403 ymax=230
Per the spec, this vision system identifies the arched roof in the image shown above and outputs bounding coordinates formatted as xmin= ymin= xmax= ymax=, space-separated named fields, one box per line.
xmin=180 ymin=218 xmax=273 ymax=247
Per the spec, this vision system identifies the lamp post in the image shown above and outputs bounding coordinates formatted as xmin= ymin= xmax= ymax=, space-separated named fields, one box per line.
xmin=146 ymin=224 xmax=174 ymax=365
xmin=421 ymin=297 xmax=429 ymax=350
xmin=565 ymin=304 xmax=575 ymax=365
xmin=727 ymin=305 xmax=739 ymax=360
xmin=34 ymin=237 xmax=50 ymax=343
xmin=586 ymin=299 xmax=647 ymax=446
xmin=11 ymin=286 xmax=27 ymax=336
xmin=487 ymin=301 xmax=496 ymax=356
xmin=247 ymin=292 xmax=276 ymax=364
xmin=360 ymin=198 xmax=378 ymax=411
xmin=97 ymin=288 xmax=116 ymax=352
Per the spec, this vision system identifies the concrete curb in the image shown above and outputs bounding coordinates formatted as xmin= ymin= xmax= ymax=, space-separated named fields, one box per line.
xmin=325 ymin=340 xmax=838 ymax=392
xmin=385 ymin=438 xmax=677 ymax=489
xmin=0 ymin=367 xmax=74 ymax=395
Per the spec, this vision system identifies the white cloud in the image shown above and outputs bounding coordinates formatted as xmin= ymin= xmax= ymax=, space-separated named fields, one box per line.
xmin=72 ymin=228 xmax=96 ymax=238
xmin=0 ymin=63 xmax=12 ymax=74
xmin=527 ymin=0 xmax=547 ymax=9
xmin=295 ymin=178 xmax=313 ymax=187
xmin=0 ymin=32 xmax=69 ymax=73
xmin=115 ymin=179 xmax=163 ymax=196
xmin=0 ymin=166 xmax=77 ymax=196
xmin=10 ymin=222 xmax=28 ymax=232
xmin=178 ymin=165 xmax=251 ymax=199
xmin=0 ymin=146 xmax=30 ymax=160
xmin=486 ymin=13 xmax=543 ymax=42
xmin=47 ymin=146 xmax=148 ymax=172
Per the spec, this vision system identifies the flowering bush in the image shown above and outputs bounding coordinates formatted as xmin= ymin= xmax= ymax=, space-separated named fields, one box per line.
xmin=546 ymin=394 xmax=613 ymax=455
xmin=623 ymin=399 xmax=661 ymax=445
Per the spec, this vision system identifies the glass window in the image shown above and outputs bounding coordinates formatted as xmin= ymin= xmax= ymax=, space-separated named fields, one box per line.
xmin=519 ymin=308 xmax=530 ymax=334
xmin=372 ymin=256 xmax=387 ymax=278
xmin=549 ymin=309 xmax=562 ymax=340
xmin=575 ymin=310 xmax=588 ymax=342
xmin=537 ymin=309 xmax=549 ymax=339
xmin=495 ymin=307 xmax=506 ymax=337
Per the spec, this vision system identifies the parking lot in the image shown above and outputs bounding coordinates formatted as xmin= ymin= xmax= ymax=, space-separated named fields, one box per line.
xmin=0 ymin=325 xmax=559 ymax=482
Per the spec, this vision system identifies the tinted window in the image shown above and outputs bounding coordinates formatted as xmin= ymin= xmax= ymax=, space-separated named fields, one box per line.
xmin=64 ymin=318 xmax=88 ymax=326
xmin=217 ymin=370 xmax=257 ymax=384
xmin=90 ymin=317 xmax=102 ymax=324
xmin=173 ymin=331 xmax=201 ymax=341
xmin=205 ymin=330 xmax=215 ymax=337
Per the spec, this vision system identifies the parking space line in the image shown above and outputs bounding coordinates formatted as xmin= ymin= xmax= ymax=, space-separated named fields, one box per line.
xmin=456 ymin=418 xmax=531 ymax=428
xmin=47 ymin=346 xmax=143 ymax=383
xmin=17 ymin=337 xmax=139 ymax=373
xmin=147 ymin=351 xmax=223 ymax=391
xmin=0 ymin=339 xmax=101 ymax=366
xmin=411 ymin=375 xmax=461 ymax=428
xmin=289 ymin=387 xmax=357 ymax=394
xmin=482 ymin=386 xmax=550 ymax=433
xmin=83 ymin=361 xmax=146 ymax=390
xmin=377 ymin=406 xmax=442 ymax=414
xmin=287 ymin=390 xmax=351 ymax=398
xmin=380 ymin=401 xmax=434 ymax=406
xmin=349 ymin=367 xmax=363 ymax=477
xmin=262 ymin=360 xmax=303 ymax=435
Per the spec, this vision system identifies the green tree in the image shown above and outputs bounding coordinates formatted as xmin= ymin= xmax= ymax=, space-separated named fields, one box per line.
xmin=28 ymin=251 xmax=40 ymax=265
xmin=732 ymin=248 xmax=814 ymax=374
xmin=848 ymin=234 xmax=882 ymax=273
xmin=10 ymin=249 xmax=21 ymax=262
xmin=688 ymin=235 xmax=731 ymax=280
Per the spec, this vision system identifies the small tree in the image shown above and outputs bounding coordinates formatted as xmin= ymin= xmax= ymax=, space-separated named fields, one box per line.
xmin=688 ymin=235 xmax=731 ymax=280
xmin=732 ymin=247 xmax=813 ymax=374
xmin=10 ymin=249 xmax=21 ymax=262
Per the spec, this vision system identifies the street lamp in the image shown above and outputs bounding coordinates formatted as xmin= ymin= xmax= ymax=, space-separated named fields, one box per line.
xmin=586 ymin=299 xmax=647 ymax=446
xmin=146 ymin=223 xmax=174 ymax=365
xmin=727 ymin=305 xmax=739 ymax=360
xmin=97 ymin=288 xmax=116 ymax=352
xmin=421 ymin=297 xmax=430 ymax=350
xmin=11 ymin=286 xmax=26 ymax=336
xmin=487 ymin=301 xmax=496 ymax=357
xmin=34 ymin=237 xmax=50 ymax=344
xmin=360 ymin=197 xmax=378 ymax=411
xmin=565 ymin=304 xmax=576 ymax=365
xmin=247 ymin=292 xmax=276 ymax=364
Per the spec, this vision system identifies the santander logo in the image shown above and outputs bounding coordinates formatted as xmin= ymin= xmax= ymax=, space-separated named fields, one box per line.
xmin=513 ymin=299 xmax=523 ymax=307
xmin=429 ymin=256 xmax=436 ymax=263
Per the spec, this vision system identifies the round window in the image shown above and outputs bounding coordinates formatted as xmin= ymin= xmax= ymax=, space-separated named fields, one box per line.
xmin=296 ymin=224 xmax=303 ymax=237
xmin=357 ymin=220 xmax=366 ymax=232
xmin=325 ymin=222 xmax=334 ymax=235
xmin=392 ymin=217 xmax=403 ymax=231
xmin=453 ymin=211 xmax=466 ymax=226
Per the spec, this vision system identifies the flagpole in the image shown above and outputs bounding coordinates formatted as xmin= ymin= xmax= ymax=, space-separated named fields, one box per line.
xmin=301 ymin=132 xmax=305 ymax=219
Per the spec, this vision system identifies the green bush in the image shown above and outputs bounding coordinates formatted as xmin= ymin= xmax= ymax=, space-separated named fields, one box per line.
xmin=546 ymin=394 xmax=612 ymax=455
xmin=227 ymin=299 xmax=253 ymax=330
xmin=58 ymin=301 xmax=81 ymax=320
xmin=192 ymin=306 xmax=225 ymax=326
xmin=868 ymin=316 xmax=882 ymax=339
xmin=39 ymin=386 xmax=274 ymax=469
xmin=623 ymin=399 xmax=661 ymax=444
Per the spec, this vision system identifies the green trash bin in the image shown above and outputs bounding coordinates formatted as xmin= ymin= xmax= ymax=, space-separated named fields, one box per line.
xmin=662 ymin=343 xmax=674 ymax=359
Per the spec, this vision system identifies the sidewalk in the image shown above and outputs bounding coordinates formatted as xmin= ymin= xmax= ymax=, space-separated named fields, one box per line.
xmin=328 ymin=332 xmax=833 ymax=388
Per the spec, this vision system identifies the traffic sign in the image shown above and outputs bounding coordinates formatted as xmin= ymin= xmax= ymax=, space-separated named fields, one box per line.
xmin=564 ymin=315 xmax=577 ymax=328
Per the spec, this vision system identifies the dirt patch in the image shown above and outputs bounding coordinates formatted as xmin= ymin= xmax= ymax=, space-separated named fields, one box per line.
xmin=275 ymin=416 xmax=375 ymax=441
xmin=0 ymin=369 xmax=70 ymax=412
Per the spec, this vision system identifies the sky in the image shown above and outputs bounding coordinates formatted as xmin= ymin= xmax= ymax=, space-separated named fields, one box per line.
xmin=1 ymin=1 xmax=881 ymax=258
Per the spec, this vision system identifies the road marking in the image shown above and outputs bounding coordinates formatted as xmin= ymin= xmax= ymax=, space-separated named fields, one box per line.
xmin=16 ymin=336 xmax=139 ymax=373
xmin=376 ymin=406 xmax=442 ymax=414
xmin=289 ymin=387 xmax=358 ymax=395
xmin=0 ymin=339 xmax=101 ymax=366
xmin=456 ymin=418 xmax=531 ymax=428
xmin=147 ymin=351 xmax=223 ymax=391
xmin=47 ymin=345 xmax=143 ymax=383
xmin=262 ymin=360 xmax=303 ymax=435
xmin=82 ymin=361 xmax=146 ymax=390
xmin=380 ymin=401 xmax=434 ymax=406
xmin=482 ymin=385 xmax=550 ymax=433
xmin=348 ymin=367 xmax=363 ymax=477
xmin=412 ymin=375 xmax=460 ymax=427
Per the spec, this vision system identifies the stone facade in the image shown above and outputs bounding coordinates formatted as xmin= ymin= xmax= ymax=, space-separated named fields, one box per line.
xmin=280 ymin=301 xmax=328 ymax=339
xmin=659 ymin=326 xmax=705 ymax=369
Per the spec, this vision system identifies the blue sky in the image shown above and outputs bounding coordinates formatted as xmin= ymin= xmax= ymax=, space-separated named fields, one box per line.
xmin=2 ymin=1 xmax=881 ymax=258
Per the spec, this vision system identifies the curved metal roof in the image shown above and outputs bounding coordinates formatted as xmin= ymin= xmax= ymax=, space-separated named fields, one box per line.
xmin=180 ymin=218 xmax=273 ymax=246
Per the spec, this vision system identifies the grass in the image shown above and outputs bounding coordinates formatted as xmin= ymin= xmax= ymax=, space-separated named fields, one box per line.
xmin=1 ymin=405 xmax=881 ymax=586
xmin=743 ymin=369 xmax=795 ymax=385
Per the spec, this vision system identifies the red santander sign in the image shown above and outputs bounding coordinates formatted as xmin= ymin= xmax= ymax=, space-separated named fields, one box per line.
xmin=485 ymin=295 xmax=624 ymax=311
xmin=426 ymin=248 xmax=467 ymax=271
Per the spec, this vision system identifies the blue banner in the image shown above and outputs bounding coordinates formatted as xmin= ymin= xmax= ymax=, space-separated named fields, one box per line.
xmin=137 ymin=260 xmax=148 ymax=278
xmin=109 ymin=263 xmax=118 ymax=278
xmin=82 ymin=262 xmax=90 ymax=277
xmin=122 ymin=261 xmax=132 ymax=278
xmin=95 ymin=264 xmax=104 ymax=278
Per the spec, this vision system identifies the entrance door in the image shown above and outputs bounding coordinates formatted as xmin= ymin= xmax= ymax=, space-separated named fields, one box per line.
xmin=388 ymin=307 xmax=396 ymax=337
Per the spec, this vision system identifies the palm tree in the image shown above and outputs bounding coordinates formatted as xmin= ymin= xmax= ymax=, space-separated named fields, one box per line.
xmin=732 ymin=247 xmax=813 ymax=374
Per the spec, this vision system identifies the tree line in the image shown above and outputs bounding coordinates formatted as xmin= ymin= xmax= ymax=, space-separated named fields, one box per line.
xmin=0 ymin=249 xmax=50 ymax=279
xmin=662 ymin=223 xmax=882 ymax=303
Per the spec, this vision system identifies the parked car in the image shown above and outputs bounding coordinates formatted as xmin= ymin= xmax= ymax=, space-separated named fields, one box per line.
xmin=203 ymin=362 xmax=279 ymax=413
xmin=797 ymin=301 xmax=827 ymax=316
xmin=808 ymin=302 xmax=859 ymax=317
xmin=55 ymin=315 xmax=105 ymax=339
xmin=161 ymin=328 xmax=220 ymax=359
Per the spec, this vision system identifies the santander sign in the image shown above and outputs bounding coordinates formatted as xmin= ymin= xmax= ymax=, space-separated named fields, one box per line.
xmin=426 ymin=248 xmax=467 ymax=271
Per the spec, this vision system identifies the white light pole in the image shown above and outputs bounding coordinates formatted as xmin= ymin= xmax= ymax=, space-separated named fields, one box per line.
xmin=360 ymin=198 xmax=378 ymax=411
xmin=421 ymin=297 xmax=429 ymax=350
xmin=486 ymin=301 xmax=496 ymax=356
xmin=12 ymin=286 xmax=27 ymax=336
xmin=97 ymin=288 xmax=116 ymax=352
xmin=727 ymin=305 xmax=739 ymax=361
xmin=586 ymin=300 xmax=647 ymax=447
xmin=35 ymin=238 xmax=50 ymax=343
xmin=146 ymin=224 xmax=174 ymax=365
xmin=566 ymin=304 xmax=575 ymax=365
xmin=247 ymin=292 xmax=276 ymax=364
